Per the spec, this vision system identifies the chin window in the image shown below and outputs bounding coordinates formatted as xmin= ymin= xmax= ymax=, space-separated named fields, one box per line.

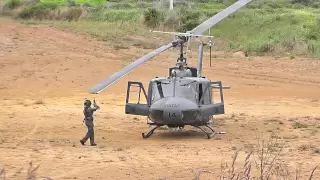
xmin=182 ymin=110 xmax=199 ymax=121
xmin=150 ymin=110 xmax=164 ymax=120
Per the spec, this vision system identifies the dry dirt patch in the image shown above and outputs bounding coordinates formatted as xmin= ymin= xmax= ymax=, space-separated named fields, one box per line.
xmin=0 ymin=20 xmax=319 ymax=179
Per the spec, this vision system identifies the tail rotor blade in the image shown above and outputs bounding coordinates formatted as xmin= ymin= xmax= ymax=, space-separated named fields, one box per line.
xmin=189 ymin=0 xmax=253 ymax=35
xmin=89 ymin=41 xmax=176 ymax=94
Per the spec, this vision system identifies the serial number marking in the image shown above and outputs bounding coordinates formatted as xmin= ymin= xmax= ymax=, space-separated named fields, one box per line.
xmin=165 ymin=104 xmax=179 ymax=108
xmin=169 ymin=112 xmax=176 ymax=118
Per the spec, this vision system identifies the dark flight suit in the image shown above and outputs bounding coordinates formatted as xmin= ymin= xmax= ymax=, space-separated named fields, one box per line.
xmin=80 ymin=105 xmax=99 ymax=146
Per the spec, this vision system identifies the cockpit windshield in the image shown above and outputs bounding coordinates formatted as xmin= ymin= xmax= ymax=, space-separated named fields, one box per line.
xmin=151 ymin=79 xmax=198 ymax=103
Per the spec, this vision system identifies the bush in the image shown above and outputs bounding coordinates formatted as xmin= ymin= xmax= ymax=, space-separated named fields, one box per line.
xmin=63 ymin=7 xmax=82 ymax=21
xmin=67 ymin=0 xmax=77 ymax=7
xmin=311 ymin=2 xmax=320 ymax=8
xmin=4 ymin=0 xmax=21 ymax=10
xmin=163 ymin=10 xmax=180 ymax=30
xmin=143 ymin=8 xmax=163 ymax=28
xmin=292 ymin=0 xmax=310 ymax=4
xmin=18 ymin=2 xmax=58 ymax=19
xmin=18 ymin=6 xmax=38 ymax=19
xmin=136 ymin=2 xmax=148 ymax=8
xmin=177 ymin=8 xmax=201 ymax=32
xmin=111 ymin=3 xmax=133 ymax=9
xmin=178 ymin=19 xmax=200 ymax=32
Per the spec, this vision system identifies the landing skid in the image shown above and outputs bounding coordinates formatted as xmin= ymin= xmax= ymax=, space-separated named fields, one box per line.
xmin=193 ymin=125 xmax=225 ymax=139
xmin=141 ymin=124 xmax=225 ymax=139
xmin=142 ymin=125 xmax=162 ymax=139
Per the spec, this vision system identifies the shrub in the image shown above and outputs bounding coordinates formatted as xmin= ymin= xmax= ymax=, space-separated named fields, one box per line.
xmin=292 ymin=0 xmax=310 ymax=4
xmin=18 ymin=2 xmax=58 ymax=19
xmin=111 ymin=3 xmax=133 ymax=9
xmin=67 ymin=0 xmax=77 ymax=7
xmin=177 ymin=9 xmax=200 ymax=32
xmin=18 ymin=6 xmax=38 ymax=19
xmin=163 ymin=10 xmax=180 ymax=30
xmin=178 ymin=19 xmax=199 ymax=32
xmin=136 ymin=2 xmax=148 ymax=8
xmin=64 ymin=7 xmax=82 ymax=21
xmin=4 ymin=0 xmax=21 ymax=10
xmin=143 ymin=8 xmax=163 ymax=28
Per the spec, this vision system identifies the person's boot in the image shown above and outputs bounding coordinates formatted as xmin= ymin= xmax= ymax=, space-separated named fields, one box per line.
xmin=91 ymin=143 xmax=97 ymax=146
xmin=80 ymin=140 xmax=85 ymax=145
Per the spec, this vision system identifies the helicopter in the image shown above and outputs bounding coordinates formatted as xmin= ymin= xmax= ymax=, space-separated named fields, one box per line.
xmin=88 ymin=0 xmax=253 ymax=139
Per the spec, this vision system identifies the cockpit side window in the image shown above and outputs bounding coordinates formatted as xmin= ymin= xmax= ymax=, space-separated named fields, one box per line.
xmin=198 ymin=83 xmax=203 ymax=104
xmin=198 ymin=83 xmax=211 ymax=105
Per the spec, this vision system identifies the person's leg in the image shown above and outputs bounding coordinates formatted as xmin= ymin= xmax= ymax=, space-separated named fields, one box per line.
xmin=80 ymin=122 xmax=92 ymax=145
xmin=90 ymin=126 xmax=96 ymax=146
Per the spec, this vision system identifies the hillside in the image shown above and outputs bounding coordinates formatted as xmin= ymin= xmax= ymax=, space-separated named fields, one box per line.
xmin=1 ymin=0 xmax=320 ymax=57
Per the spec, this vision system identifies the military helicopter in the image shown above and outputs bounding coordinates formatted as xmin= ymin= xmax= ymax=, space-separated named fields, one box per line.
xmin=89 ymin=0 xmax=253 ymax=139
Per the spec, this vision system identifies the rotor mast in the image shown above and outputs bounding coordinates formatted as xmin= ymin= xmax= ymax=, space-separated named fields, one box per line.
xmin=88 ymin=0 xmax=254 ymax=94
xmin=177 ymin=36 xmax=186 ymax=66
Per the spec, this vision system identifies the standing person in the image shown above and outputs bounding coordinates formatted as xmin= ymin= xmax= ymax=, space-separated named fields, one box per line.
xmin=80 ymin=99 xmax=100 ymax=146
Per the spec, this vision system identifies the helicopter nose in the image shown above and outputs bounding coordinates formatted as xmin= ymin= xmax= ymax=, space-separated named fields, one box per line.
xmin=150 ymin=97 xmax=198 ymax=124
xmin=163 ymin=103 xmax=182 ymax=120
xmin=163 ymin=98 xmax=198 ymax=123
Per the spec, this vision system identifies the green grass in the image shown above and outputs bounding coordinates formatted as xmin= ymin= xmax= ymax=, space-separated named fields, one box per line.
xmin=207 ymin=8 xmax=320 ymax=56
xmin=88 ymin=8 xmax=143 ymax=21
xmin=39 ymin=0 xmax=105 ymax=6
xmin=2 ymin=0 xmax=320 ymax=57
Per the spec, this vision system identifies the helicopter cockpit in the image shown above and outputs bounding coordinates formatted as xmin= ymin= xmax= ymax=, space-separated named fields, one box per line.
xmin=150 ymin=78 xmax=212 ymax=105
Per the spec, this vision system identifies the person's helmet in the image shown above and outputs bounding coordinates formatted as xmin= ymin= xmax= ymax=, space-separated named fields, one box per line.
xmin=84 ymin=100 xmax=91 ymax=107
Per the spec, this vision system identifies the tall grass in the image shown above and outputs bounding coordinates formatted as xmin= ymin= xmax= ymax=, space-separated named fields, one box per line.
xmin=194 ymin=137 xmax=319 ymax=179
xmin=2 ymin=0 xmax=320 ymax=57
xmin=0 ymin=161 xmax=52 ymax=179
xmin=208 ymin=8 xmax=320 ymax=56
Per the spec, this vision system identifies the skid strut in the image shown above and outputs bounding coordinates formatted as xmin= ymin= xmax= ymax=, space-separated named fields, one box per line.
xmin=142 ymin=124 xmax=225 ymax=139
xmin=193 ymin=125 xmax=225 ymax=139
xmin=142 ymin=125 xmax=162 ymax=139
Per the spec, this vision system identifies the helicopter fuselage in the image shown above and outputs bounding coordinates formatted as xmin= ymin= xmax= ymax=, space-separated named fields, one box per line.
xmin=89 ymin=0 xmax=252 ymax=138
xmin=125 ymin=76 xmax=226 ymax=127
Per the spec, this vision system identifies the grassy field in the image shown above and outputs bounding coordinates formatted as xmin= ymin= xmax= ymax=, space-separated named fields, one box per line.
xmin=39 ymin=0 xmax=105 ymax=6
xmin=1 ymin=0 xmax=320 ymax=57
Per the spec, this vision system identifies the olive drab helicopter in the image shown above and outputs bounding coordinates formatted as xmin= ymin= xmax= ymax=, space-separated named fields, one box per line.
xmin=89 ymin=0 xmax=254 ymax=139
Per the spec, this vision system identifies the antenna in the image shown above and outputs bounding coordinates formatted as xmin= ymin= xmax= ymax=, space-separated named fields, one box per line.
xmin=209 ymin=41 xmax=212 ymax=67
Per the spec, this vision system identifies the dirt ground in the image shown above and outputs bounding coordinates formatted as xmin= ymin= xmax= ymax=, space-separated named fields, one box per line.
xmin=0 ymin=19 xmax=319 ymax=179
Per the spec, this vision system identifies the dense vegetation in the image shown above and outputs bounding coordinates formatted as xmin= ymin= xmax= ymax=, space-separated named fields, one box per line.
xmin=1 ymin=0 xmax=320 ymax=57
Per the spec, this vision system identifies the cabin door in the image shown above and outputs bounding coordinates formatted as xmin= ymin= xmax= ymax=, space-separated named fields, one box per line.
xmin=199 ymin=81 xmax=225 ymax=116
xmin=125 ymin=81 xmax=149 ymax=116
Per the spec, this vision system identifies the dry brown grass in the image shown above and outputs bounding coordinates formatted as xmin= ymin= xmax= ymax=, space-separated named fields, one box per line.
xmin=0 ymin=162 xmax=52 ymax=180
xmin=34 ymin=99 xmax=44 ymax=105
xmin=194 ymin=137 xmax=319 ymax=180
xmin=0 ymin=168 xmax=5 ymax=180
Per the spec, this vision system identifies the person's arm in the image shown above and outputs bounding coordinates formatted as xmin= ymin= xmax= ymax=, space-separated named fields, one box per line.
xmin=92 ymin=105 xmax=99 ymax=111
xmin=92 ymin=99 xmax=100 ymax=111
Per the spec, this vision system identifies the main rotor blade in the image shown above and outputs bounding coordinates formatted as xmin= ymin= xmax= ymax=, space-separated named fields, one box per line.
xmin=89 ymin=41 xmax=176 ymax=94
xmin=188 ymin=0 xmax=253 ymax=35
